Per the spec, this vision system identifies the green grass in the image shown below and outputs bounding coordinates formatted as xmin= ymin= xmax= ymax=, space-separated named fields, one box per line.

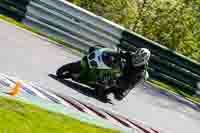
xmin=149 ymin=80 xmax=200 ymax=104
xmin=0 ymin=96 xmax=121 ymax=133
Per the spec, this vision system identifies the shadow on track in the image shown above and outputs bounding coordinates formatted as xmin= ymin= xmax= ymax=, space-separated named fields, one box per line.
xmin=48 ymin=74 xmax=113 ymax=104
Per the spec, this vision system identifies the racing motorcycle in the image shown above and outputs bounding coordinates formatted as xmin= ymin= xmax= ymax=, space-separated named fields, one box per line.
xmin=56 ymin=45 xmax=148 ymax=101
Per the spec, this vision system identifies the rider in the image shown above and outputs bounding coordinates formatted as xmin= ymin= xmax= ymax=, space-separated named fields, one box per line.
xmin=88 ymin=46 xmax=151 ymax=101
xmin=106 ymin=47 xmax=151 ymax=100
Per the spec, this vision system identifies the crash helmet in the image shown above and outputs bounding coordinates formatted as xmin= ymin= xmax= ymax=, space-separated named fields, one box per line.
xmin=102 ymin=52 xmax=115 ymax=68
xmin=132 ymin=48 xmax=151 ymax=67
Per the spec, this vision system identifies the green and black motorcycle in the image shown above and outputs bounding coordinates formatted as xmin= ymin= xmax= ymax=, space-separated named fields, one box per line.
xmin=56 ymin=45 xmax=149 ymax=101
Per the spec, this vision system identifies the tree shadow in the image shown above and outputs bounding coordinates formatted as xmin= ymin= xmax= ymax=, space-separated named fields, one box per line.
xmin=48 ymin=74 xmax=112 ymax=104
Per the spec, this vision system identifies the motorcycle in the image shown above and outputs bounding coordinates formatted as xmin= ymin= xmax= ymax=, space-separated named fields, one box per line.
xmin=56 ymin=45 xmax=148 ymax=101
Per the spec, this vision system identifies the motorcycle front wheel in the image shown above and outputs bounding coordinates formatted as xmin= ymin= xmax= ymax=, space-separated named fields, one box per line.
xmin=56 ymin=64 xmax=71 ymax=79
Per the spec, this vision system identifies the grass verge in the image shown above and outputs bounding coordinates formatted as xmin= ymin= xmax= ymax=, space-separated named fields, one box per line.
xmin=149 ymin=80 xmax=200 ymax=104
xmin=0 ymin=15 xmax=199 ymax=104
xmin=0 ymin=96 xmax=120 ymax=133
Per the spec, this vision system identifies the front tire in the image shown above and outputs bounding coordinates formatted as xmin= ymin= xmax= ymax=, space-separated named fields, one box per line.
xmin=56 ymin=64 xmax=71 ymax=79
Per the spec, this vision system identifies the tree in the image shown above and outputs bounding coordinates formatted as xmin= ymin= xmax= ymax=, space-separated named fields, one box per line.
xmin=67 ymin=0 xmax=200 ymax=62
xmin=125 ymin=0 xmax=200 ymax=62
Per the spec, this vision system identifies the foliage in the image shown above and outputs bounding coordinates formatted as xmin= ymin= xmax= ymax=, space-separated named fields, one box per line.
xmin=68 ymin=0 xmax=200 ymax=62
xmin=68 ymin=0 xmax=138 ymax=29
xmin=133 ymin=0 xmax=200 ymax=62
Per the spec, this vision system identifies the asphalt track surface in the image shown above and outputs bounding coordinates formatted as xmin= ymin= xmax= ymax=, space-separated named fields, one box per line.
xmin=0 ymin=20 xmax=200 ymax=133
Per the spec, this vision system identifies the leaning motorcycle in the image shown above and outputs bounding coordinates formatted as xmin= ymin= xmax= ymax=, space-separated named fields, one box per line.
xmin=56 ymin=45 xmax=148 ymax=101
